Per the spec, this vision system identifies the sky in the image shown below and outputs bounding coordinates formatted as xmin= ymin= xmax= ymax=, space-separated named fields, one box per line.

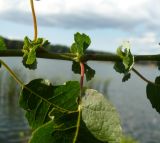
xmin=0 ymin=0 xmax=160 ymax=54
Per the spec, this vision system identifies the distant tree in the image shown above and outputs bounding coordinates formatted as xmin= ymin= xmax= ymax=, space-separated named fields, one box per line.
xmin=0 ymin=36 xmax=7 ymax=50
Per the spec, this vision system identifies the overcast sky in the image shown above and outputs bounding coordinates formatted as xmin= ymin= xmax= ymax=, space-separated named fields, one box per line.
xmin=0 ymin=0 xmax=160 ymax=54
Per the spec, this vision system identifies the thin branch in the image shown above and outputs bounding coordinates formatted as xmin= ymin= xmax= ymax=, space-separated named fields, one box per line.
xmin=0 ymin=50 xmax=160 ymax=62
xmin=84 ymin=54 xmax=160 ymax=62
xmin=0 ymin=50 xmax=75 ymax=61
xmin=30 ymin=0 xmax=38 ymax=40
xmin=132 ymin=68 xmax=155 ymax=84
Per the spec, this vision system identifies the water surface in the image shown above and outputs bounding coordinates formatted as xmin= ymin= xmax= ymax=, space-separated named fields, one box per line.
xmin=0 ymin=57 xmax=159 ymax=143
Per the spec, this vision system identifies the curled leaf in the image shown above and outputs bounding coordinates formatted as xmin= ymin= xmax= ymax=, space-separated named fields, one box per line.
xmin=116 ymin=41 xmax=134 ymax=71
xmin=22 ymin=56 xmax=37 ymax=70
xmin=22 ymin=36 xmax=49 ymax=69
xmin=114 ymin=41 xmax=134 ymax=82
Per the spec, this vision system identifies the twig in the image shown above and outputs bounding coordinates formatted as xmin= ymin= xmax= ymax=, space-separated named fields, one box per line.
xmin=132 ymin=67 xmax=155 ymax=85
xmin=0 ymin=50 xmax=160 ymax=62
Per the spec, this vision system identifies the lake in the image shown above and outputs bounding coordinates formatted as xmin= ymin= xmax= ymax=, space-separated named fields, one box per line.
xmin=0 ymin=57 xmax=160 ymax=143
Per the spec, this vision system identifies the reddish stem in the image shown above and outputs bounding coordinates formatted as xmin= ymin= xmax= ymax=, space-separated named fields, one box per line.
xmin=80 ymin=62 xmax=85 ymax=94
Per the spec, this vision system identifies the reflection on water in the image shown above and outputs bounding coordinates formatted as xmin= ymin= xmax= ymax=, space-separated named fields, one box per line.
xmin=0 ymin=57 xmax=160 ymax=143
xmin=0 ymin=72 xmax=30 ymax=143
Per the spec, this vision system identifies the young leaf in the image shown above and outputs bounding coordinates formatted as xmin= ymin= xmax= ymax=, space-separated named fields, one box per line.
xmin=82 ymin=89 xmax=122 ymax=143
xmin=22 ymin=36 xmax=49 ymax=69
xmin=72 ymin=61 xmax=95 ymax=81
xmin=116 ymin=41 xmax=134 ymax=71
xmin=114 ymin=41 xmax=134 ymax=82
xmin=19 ymin=79 xmax=80 ymax=130
xmin=74 ymin=32 xmax=91 ymax=51
xmin=146 ymin=76 xmax=160 ymax=113
xmin=70 ymin=32 xmax=91 ymax=61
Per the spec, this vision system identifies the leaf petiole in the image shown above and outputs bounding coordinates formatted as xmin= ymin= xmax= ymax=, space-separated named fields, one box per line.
xmin=30 ymin=0 xmax=38 ymax=41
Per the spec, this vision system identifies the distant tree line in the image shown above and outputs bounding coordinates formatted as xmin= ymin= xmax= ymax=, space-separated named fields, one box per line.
xmin=0 ymin=36 xmax=157 ymax=66
xmin=0 ymin=36 xmax=113 ymax=55
xmin=0 ymin=36 xmax=69 ymax=53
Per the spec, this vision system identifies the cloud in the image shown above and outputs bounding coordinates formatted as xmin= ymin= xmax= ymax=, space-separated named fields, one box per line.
xmin=1 ymin=0 xmax=160 ymax=54
xmin=115 ymin=32 xmax=160 ymax=54
xmin=0 ymin=0 xmax=159 ymax=30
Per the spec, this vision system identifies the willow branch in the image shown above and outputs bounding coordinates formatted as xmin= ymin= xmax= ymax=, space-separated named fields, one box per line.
xmin=0 ymin=50 xmax=160 ymax=62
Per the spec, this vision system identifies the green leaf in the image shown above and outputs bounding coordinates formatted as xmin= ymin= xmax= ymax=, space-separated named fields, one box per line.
xmin=72 ymin=61 xmax=81 ymax=74
xmin=26 ymin=49 xmax=36 ymax=64
xmin=74 ymin=32 xmax=91 ymax=51
xmin=29 ymin=112 xmax=105 ymax=143
xmin=20 ymin=79 xmax=122 ymax=142
xmin=70 ymin=33 xmax=95 ymax=81
xmin=50 ymin=110 xmax=79 ymax=143
xmin=19 ymin=79 xmax=80 ymax=130
xmin=22 ymin=36 xmax=49 ymax=69
xmin=77 ymin=121 xmax=106 ymax=143
xmin=72 ymin=61 xmax=95 ymax=81
xmin=29 ymin=120 xmax=55 ymax=143
xmin=42 ymin=39 xmax=50 ymax=48
xmin=122 ymin=73 xmax=131 ymax=82
xmin=29 ymin=88 xmax=110 ymax=143
xmin=146 ymin=76 xmax=160 ymax=113
xmin=85 ymin=64 xmax=96 ymax=81
xmin=116 ymin=41 xmax=134 ymax=71
xmin=114 ymin=62 xmax=126 ymax=74
xmin=22 ymin=56 xmax=37 ymax=70
xmin=30 ymin=110 xmax=79 ymax=143
xmin=70 ymin=32 xmax=91 ymax=60
xmin=114 ymin=41 xmax=134 ymax=82
xmin=114 ymin=62 xmax=131 ymax=82
xmin=82 ymin=89 xmax=122 ymax=143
